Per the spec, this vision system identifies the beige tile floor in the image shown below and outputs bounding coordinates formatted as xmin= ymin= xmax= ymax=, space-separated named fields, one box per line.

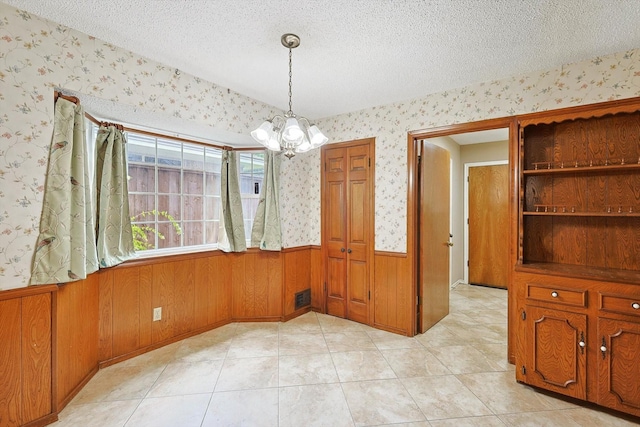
xmin=52 ymin=284 xmax=639 ymax=427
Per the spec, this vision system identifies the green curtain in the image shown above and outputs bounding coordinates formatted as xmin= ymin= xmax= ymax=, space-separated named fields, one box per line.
xmin=30 ymin=98 xmax=99 ymax=284
xmin=219 ymin=150 xmax=246 ymax=252
xmin=251 ymin=150 xmax=282 ymax=250
xmin=95 ymin=125 xmax=135 ymax=267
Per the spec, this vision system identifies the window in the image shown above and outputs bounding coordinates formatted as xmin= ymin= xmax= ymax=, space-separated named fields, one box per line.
xmin=238 ymin=152 xmax=265 ymax=244
xmin=87 ymin=120 xmax=264 ymax=255
xmin=88 ymin=121 xmax=221 ymax=253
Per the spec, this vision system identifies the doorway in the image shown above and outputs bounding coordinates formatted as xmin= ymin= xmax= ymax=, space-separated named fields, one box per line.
xmin=464 ymin=161 xmax=509 ymax=288
xmin=408 ymin=118 xmax=516 ymax=340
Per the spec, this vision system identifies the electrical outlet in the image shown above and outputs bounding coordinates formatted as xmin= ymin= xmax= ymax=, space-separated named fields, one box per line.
xmin=153 ymin=307 xmax=162 ymax=321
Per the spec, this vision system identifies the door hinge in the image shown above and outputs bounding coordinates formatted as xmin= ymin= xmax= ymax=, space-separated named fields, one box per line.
xmin=467 ymin=260 xmax=469 ymax=267
xmin=417 ymin=295 xmax=420 ymax=305
xmin=324 ymin=282 xmax=327 ymax=293
xmin=521 ymin=311 xmax=526 ymax=320
xmin=521 ymin=365 xmax=526 ymax=375
xmin=324 ymin=161 xmax=327 ymax=171
xmin=467 ymin=175 xmax=469 ymax=182
xmin=417 ymin=154 xmax=421 ymax=163
xmin=467 ymin=218 xmax=469 ymax=225
xmin=369 ymin=158 xmax=371 ymax=167
xmin=368 ymin=290 xmax=371 ymax=300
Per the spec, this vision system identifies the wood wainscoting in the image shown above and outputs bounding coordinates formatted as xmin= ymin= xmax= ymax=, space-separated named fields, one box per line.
xmin=56 ymin=276 xmax=99 ymax=410
xmin=0 ymin=285 xmax=57 ymax=427
xmin=373 ymin=251 xmax=413 ymax=336
xmin=1 ymin=245 xmax=319 ymax=427
xmin=99 ymin=247 xmax=315 ymax=368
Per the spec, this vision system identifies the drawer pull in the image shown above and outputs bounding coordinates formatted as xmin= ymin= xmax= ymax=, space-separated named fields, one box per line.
xmin=632 ymin=302 xmax=640 ymax=310
xmin=551 ymin=291 xmax=558 ymax=298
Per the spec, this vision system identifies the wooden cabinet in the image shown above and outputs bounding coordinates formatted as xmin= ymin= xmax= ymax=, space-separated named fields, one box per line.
xmin=597 ymin=316 xmax=640 ymax=414
xmin=322 ymin=138 xmax=374 ymax=325
xmin=513 ymin=99 xmax=640 ymax=418
xmin=525 ymin=305 xmax=587 ymax=400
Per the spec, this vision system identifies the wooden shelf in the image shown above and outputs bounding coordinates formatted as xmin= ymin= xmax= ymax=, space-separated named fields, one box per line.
xmin=523 ymin=163 xmax=640 ymax=176
xmin=516 ymin=262 xmax=640 ymax=285
xmin=524 ymin=211 xmax=640 ymax=217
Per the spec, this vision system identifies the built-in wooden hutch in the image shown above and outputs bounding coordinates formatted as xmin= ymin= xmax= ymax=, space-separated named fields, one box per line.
xmin=513 ymin=98 xmax=640 ymax=418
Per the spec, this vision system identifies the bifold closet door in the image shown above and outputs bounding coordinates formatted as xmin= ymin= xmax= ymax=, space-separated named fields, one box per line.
xmin=323 ymin=140 xmax=373 ymax=324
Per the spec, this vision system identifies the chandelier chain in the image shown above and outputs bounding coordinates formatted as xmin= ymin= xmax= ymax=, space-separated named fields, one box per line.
xmin=288 ymin=47 xmax=293 ymax=115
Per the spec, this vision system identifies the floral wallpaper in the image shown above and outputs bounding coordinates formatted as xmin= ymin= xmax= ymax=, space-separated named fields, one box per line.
xmin=315 ymin=49 xmax=640 ymax=252
xmin=2 ymin=1 xmax=640 ymax=289
xmin=0 ymin=3 xmax=280 ymax=290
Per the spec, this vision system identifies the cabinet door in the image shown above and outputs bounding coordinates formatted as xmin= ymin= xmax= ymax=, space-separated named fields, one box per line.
xmin=526 ymin=306 xmax=587 ymax=399
xmin=597 ymin=318 xmax=640 ymax=417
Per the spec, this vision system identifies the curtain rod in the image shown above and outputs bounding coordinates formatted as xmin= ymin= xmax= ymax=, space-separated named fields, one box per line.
xmin=54 ymin=90 xmax=80 ymax=105
xmin=84 ymin=112 xmax=257 ymax=152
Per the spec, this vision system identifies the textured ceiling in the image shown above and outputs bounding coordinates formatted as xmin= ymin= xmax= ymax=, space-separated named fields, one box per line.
xmin=5 ymin=0 xmax=640 ymax=121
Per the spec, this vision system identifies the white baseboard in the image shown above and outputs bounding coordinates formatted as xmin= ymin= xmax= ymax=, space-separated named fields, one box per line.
xmin=450 ymin=279 xmax=465 ymax=289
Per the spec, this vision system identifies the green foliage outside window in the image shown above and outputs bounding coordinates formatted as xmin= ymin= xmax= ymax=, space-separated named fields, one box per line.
xmin=130 ymin=210 xmax=182 ymax=251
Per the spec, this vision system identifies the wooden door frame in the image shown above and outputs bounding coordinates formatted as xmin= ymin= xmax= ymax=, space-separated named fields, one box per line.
xmin=320 ymin=137 xmax=376 ymax=324
xmin=463 ymin=160 xmax=508 ymax=285
xmin=407 ymin=117 xmax=518 ymax=362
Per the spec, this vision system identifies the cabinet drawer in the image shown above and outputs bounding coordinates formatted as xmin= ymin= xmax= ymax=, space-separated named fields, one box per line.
xmin=526 ymin=284 xmax=587 ymax=307
xmin=599 ymin=293 xmax=640 ymax=318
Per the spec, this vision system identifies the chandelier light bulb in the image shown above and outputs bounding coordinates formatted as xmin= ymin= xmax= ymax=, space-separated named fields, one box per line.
xmin=250 ymin=121 xmax=273 ymax=145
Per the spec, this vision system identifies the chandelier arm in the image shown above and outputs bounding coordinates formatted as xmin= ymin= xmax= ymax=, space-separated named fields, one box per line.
xmin=288 ymin=47 xmax=293 ymax=115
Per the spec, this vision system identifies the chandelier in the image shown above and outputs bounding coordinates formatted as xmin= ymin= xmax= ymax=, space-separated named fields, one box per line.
xmin=251 ymin=33 xmax=328 ymax=159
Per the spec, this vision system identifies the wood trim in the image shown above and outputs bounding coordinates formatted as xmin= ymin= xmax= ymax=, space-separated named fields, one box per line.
xmin=406 ymin=135 xmax=419 ymax=336
xmin=368 ymin=139 xmax=376 ymax=325
xmin=507 ymin=116 xmax=519 ymax=365
xmin=282 ymin=307 xmax=312 ymax=322
xmin=371 ymin=322 xmax=410 ymax=337
xmin=518 ymin=97 xmax=640 ymax=127
xmin=111 ymin=246 xmax=312 ymax=270
xmin=282 ymin=245 xmax=314 ymax=253
xmin=409 ymin=117 xmax=515 ymax=140
xmin=0 ymin=284 xmax=58 ymax=302
xmin=108 ymin=248 xmax=227 ymax=269
xmin=22 ymin=413 xmax=59 ymax=427
xmin=99 ymin=319 xmax=232 ymax=368
xmin=374 ymin=250 xmax=407 ymax=258
xmin=55 ymin=366 xmax=98 ymax=412
xmin=50 ymin=288 xmax=57 ymax=414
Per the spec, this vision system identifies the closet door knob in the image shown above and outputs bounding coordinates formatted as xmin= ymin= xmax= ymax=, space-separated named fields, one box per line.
xmin=347 ymin=248 xmax=352 ymax=254
xmin=340 ymin=248 xmax=345 ymax=253
xmin=632 ymin=302 xmax=640 ymax=310
xmin=551 ymin=291 xmax=558 ymax=298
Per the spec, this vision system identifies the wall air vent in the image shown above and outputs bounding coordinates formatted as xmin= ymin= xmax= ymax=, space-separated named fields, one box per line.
xmin=295 ymin=288 xmax=311 ymax=310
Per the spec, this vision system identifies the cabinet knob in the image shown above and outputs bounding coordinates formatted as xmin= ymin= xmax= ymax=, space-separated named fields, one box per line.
xmin=632 ymin=302 xmax=640 ymax=310
xmin=600 ymin=345 xmax=607 ymax=352
xmin=579 ymin=341 xmax=586 ymax=348
xmin=341 ymin=248 xmax=345 ymax=253
xmin=347 ymin=248 xmax=352 ymax=254
xmin=600 ymin=337 xmax=607 ymax=359
xmin=551 ymin=291 xmax=558 ymax=298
